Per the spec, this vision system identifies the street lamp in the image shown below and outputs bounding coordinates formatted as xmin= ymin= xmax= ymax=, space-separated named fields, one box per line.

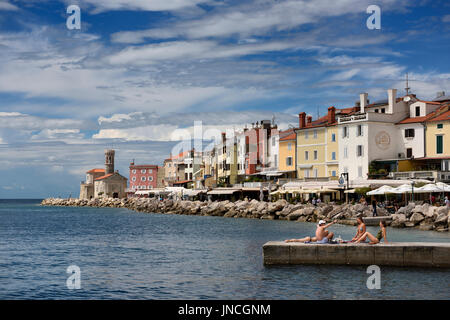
xmin=411 ymin=181 xmax=415 ymax=203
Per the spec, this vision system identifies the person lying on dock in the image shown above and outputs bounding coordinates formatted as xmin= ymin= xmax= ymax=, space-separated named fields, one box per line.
xmin=351 ymin=217 xmax=366 ymax=242
xmin=355 ymin=221 xmax=388 ymax=245
xmin=285 ymin=220 xmax=336 ymax=243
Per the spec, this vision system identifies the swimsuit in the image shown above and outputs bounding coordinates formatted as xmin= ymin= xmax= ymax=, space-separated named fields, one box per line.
xmin=317 ymin=237 xmax=329 ymax=244
xmin=376 ymin=229 xmax=383 ymax=241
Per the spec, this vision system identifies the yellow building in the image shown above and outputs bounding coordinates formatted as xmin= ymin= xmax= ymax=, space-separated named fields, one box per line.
xmin=296 ymin=107 xmax=339 ymax=179
xmin=426 ymin=107 xmax=450 ymax=158
xmin=278 ymin=129 xmax=297 ymax=178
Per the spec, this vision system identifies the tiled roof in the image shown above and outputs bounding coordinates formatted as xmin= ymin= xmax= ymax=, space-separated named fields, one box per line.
xmin=427 ymin=110 xmax=450 ymax=122
xmin=94 ymin=173 xmax=113 ymax=181
xmin=279 ymin=129 xmax=296 ymax=141
xmin=397 ymin=116 xmax=430 ymax=124
xmin=87 ymin=168 xmax=105 ymax=174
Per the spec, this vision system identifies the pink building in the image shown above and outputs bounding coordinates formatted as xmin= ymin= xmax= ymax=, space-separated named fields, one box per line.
xmin=129 ymin=162 xmax=159 ymax=191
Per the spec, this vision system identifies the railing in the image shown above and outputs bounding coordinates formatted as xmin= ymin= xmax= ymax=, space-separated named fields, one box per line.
xmin=389 ymin=171 xmax=439 ymax=180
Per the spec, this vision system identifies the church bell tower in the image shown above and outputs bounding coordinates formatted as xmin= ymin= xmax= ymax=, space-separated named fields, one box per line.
xmin=105 ymin=149 xmax=115 ymax=175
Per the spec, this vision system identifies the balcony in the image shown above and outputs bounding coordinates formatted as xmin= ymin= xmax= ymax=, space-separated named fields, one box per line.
xmin=389 ymin=171 xmax=450 ymax=182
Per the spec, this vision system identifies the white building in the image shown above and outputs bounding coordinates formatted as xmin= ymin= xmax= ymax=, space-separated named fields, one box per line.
xmin=338 ymin=89 xmax=410 ymax=180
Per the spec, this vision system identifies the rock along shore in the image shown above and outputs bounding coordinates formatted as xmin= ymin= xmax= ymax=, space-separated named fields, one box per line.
xmin=41 ymin=197 xmax=450 ymax=232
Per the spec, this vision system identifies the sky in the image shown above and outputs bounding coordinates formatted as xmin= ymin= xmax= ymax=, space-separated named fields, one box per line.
xmin=0 ymin=0 xmax=449 ymax=198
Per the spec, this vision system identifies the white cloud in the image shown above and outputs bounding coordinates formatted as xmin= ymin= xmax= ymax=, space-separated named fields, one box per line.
xmin=71 ymin=0 xmax=210 ymax=13
xmin=0 ymin=1 xmax=18 ymax=11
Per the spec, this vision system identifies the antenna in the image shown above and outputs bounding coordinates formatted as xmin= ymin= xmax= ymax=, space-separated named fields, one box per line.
xmin=317 ymin=106 xmax=320 ymax=119
xmin=405 ymin=73 xmax=411 ymax=96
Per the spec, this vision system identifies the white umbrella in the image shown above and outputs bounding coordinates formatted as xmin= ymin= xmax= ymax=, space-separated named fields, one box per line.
xmin=391 ymin=184 xmax=414 ymax=194
xmin=435 ymin=182 xmax=450 ymax=192
xmin=414 ymin=184 xmax=443 ymax=193
xmin=366 ymin=185 xmax=396 ymax=195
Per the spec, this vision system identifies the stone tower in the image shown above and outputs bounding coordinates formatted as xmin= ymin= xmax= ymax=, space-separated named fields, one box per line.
xmin=105 ymin=149 xmax=115 ymax=175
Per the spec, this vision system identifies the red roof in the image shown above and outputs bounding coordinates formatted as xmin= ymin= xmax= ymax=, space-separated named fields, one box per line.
xmin=87 ymin=168 xmax=105 ymax=174
xmin=397 ymin=116 xmax=430 ymax=124
xmin=130 ymin=164 xmax=158 ymax=169
xmin=172 ymin=180 xmax=191 ymax=184
xmin=94 ymin=173 xmax=113 ymax=181
xmin=279 ymin=129 xmax=296 ymax=141
xmin=427 ymin=110 xmax=450 ymax=122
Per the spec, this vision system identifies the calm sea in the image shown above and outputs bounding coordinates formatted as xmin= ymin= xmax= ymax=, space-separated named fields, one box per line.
xmin=0 ymin=199 xmax=449 ymax=299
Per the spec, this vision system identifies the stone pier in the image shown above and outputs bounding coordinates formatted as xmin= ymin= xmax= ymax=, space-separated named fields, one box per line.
xmin=263 ymin=241 xmax=450 ymax=267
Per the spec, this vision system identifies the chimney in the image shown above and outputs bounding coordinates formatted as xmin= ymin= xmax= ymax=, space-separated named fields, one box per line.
xmin=436 ymin=91 xmax=445 ymax=98
xmin=388 ymin=88 xmax=397 ymax=113
xmin=307 ymin=115 xmax=312 ymax=125
xmin=327 ymin=106 xmax=336 ymax=124
xmin=360 ymin=93 xmax=368 ymax=113
xmin=299 ymin=112 xmax=306 ymax=128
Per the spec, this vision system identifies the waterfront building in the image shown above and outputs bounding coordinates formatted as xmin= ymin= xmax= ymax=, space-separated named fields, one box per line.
xmin=338 ymin=89 xmax=411 ymax=181
xmin=80 ymin=149 xmax=127 ymax=199
xmin=296 ymin=106 xmax=352 ymax=180
xmin=277 ymin=129 xmax=297 ymax=179
xmin=128 ymin=162 xmax=159 ymax=191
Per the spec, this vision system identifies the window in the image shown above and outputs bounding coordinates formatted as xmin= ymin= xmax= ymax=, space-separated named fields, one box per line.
xmin=313 ymin=130 xmax=317 ymax=139
xmin=415 ymin=106 xmax=420 ymax=117
xmin=313 ymin=150 xmax=318 ymax=160
xmin=274 ymin=155 xmax=278 ymax=167
xmin=141 ymin=176 xmax=146 ymax=181
xmin=343 ymin=167 xmax=348 ymax=173
xmin=132 ymin=177 xmax=136 ymax=182
xmin=405 ymin=128 xmax=415 ymax=138
xmin=132 ymin=169 xmax=136 ymax=174
xmin=286 ymin=157 xmax=292 ymax=166
xmin=331 ymin=170 xmax=337 ymax=177
xmin=305 ymin=151 xmax=309 ymax=160
xmin=148 ymin=169 xmax=153 ymax=173
xmin=331 ymin=152 xmax=336 ymax=160
xmin=357 ymin=145 xmax=363 ymax=157
xmin=148 ymin=176 xmax=153 ymax=181
xmin=343 ymin=126 xmax=348 ymax=138
xmin=331 ymin=133 xmax=336 ymax=142
xmin=287 ymin=142 xmax=292 ymax=151
xmin=313 ymin=168 xmax=318 ymax=177
xmin=437 ymin=123 xmax=443 ymax=129
xmin=305 ymin=131 xmax=309 ymax=139
xmin=381 ymin=108 xmax=385 ymax=113
xmin=344 ymin=147 xmax=348 ymax=159
xmin=357 ymin=125 xmax=363 ymax=136
xmin=375 ymin=109 xmax=379 ymax=113
xmin=305 ymin=169 xmax=310 ymax=178
xmin=406 ymin=148 xmax=413 ymax=158
xmin=437 ymin=135 xmax=443 ymax=154
xmin=272 ymin=137 xmax=276 ymax=146
xmin=358 ymin=166 xmax=363 ymax=177
xmin=141 ymin=169 xmax=146 ymax=174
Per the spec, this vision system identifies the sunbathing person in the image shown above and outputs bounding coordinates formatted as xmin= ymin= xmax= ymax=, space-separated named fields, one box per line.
xmin=355 ymin=221 xmax=388 ymax=244
xmin=285 ymin=220 xmax=336 ymax=243
xmin=351 ymin=217 xmax=366 ymax=242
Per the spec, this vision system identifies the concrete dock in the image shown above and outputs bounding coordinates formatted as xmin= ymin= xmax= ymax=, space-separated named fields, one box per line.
xmin=263 ymin=241 xmax=450 ymax=267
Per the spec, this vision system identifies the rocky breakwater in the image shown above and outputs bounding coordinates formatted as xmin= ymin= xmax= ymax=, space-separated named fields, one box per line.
xmin=41 ymin=198 xmax=449 ymax=232
xmin=391 ymin=202 xmax=450 ymax=232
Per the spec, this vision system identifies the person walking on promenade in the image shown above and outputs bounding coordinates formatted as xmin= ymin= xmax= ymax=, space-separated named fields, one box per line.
xmin=372 ymin=200 xmax=378 ymax=217
xmin=355 ymin=221 xmax=388 ymax=245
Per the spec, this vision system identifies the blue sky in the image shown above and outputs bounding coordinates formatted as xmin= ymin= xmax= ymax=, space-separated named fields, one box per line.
xmin=0 ymin=0 xmax=449 ymax=198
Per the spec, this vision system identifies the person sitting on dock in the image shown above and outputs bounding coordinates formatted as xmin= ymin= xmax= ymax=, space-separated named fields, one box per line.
xmin=285 ymin=220 xmax=336 ymax=243
xmin=355 ymin=221 xmax=388 ymax=245
xmin=351 ymin=217 xmax=366 ymax=242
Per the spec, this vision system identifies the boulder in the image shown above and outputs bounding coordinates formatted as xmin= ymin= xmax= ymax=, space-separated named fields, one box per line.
xmin=409 ymin=212 xmax=425 ymax=224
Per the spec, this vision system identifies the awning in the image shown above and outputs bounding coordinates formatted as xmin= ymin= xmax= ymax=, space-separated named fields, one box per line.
xmin=184 ymin=189 xmax=207 ymax=196
xmin=207 ymin=189 xmax=240 ymax=195
xmin=344 ymin=189 xmax=356 ymax=194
